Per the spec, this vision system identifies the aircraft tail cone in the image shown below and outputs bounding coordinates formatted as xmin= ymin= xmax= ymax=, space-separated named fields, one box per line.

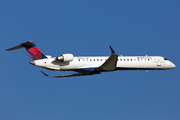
xmin=30 ymin=61 xmax=35 ymax=65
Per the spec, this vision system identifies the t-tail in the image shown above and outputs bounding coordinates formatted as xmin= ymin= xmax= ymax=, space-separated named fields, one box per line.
xmin=6 ymin=41 xmax=47 ymax=60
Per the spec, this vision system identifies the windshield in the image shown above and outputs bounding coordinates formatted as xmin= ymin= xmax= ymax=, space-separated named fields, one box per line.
xmin=164 ymin=58 xmax=168 ymax=60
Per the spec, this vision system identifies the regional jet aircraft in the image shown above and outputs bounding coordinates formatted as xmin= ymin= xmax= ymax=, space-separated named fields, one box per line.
xmin=6 ymin=41 xmax=176 ymax=78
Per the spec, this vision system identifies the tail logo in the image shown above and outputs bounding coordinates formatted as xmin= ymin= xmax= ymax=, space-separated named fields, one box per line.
xmin=6 ymin=41 xmax=47 ymax=61
xmin=21 ymin=41 xmax=47 ymax=60
xmin=26 ymin=47 xmax=46 ymax=60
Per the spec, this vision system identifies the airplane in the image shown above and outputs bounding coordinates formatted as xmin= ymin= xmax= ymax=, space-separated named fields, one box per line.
xmin=6 ymin=41 xmax=176 ymax=78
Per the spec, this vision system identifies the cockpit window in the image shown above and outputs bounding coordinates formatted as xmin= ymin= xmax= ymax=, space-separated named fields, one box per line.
xmin=164 ymin=58 xmax=168 ymax=60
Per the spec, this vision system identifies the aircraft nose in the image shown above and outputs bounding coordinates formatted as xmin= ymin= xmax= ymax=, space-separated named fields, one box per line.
xmin=172 ymin=63 xmax=176 ymax=68
xmin=30 ymin=61 xmax=35 ymax=65
xmin=170 ymin=62 xmax=176 ymax=68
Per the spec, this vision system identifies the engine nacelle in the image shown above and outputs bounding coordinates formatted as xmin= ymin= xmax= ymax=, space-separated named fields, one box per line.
xmin=55 ymin=54 xmax=74 ymax=62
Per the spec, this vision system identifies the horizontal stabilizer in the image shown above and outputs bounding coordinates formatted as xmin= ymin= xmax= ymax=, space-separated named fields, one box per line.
xmin=6 ymin=41 xmax=34 ymax=51
xmin=6 ymin=45 xmax=24 ymax=51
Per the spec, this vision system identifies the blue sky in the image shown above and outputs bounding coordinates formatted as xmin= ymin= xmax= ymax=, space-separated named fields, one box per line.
xmin=1 ymin=0 xmax=180 ymax=120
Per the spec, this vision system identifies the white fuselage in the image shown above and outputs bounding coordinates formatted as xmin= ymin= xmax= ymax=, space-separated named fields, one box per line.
xmin=31 ymin=56 xmax=176 ymax=71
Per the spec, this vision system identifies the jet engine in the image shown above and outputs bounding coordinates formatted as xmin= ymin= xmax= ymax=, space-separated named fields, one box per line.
xmin=55 ymin=54 xmax=74 ymax=62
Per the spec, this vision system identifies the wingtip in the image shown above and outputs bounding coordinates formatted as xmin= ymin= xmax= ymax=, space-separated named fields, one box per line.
xmin=109 ymin=46 xmax=116 ymax=53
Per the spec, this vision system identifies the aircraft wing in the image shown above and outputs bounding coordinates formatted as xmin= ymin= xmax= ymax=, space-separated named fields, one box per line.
xmin=41 ymin=71 xmax=96 ymax=78
xmin=93 ymin=46 xmax=118 ymax=72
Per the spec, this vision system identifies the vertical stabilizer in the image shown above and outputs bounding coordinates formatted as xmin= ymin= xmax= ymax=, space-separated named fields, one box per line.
xmin=6 ymin=41 xmax=47 ymax=60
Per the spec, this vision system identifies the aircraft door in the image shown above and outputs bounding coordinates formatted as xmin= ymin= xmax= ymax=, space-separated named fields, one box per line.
xmin=157 ymin=58 xmax=161 ymax=67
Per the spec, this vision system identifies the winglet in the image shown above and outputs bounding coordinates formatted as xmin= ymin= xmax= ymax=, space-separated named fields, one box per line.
xmin=41 ymin=71 xmax=49 ymax=77
xmin=109 ymin=46 xmax=116 ymax=53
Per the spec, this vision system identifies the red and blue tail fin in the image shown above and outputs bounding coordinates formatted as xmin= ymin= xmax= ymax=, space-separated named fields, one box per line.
xmin=21 ymin=41 xmax=47 ymax=60
xmin=6 ymin=41 xmax=47 ymax=61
